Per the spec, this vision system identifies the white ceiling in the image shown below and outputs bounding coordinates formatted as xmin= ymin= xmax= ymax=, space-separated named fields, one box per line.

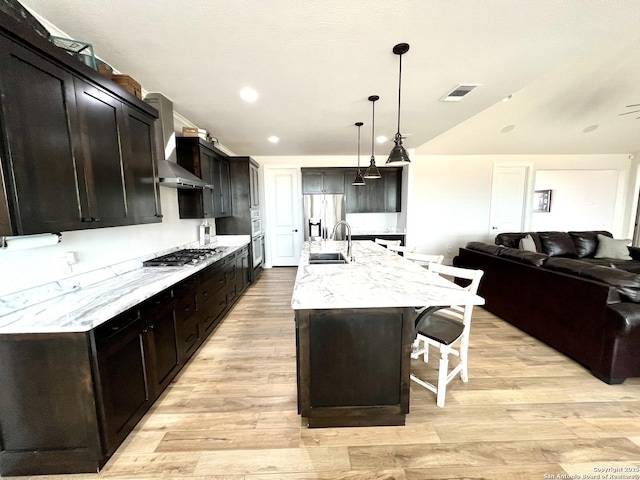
xmin=21 ymin=0 xmax=640 ymax=157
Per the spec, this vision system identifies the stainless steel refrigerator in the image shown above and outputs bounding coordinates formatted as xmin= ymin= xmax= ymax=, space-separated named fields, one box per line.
xmin=303 ymin=194 xmax=346 ymax=241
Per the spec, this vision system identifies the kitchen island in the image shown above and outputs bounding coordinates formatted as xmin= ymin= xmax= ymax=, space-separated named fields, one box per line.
xmin=292 ymin=240 xmax=484 ymax=427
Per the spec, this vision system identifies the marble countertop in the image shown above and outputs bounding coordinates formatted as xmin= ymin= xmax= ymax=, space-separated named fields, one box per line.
xmin=0 ymin=242 xmax=248 ymax=334
xmin=291 ymin=240 xmax=484 ymax=310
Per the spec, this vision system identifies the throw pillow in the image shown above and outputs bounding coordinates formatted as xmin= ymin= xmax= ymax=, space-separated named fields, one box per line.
xmin=518 ymin=234 xmax=537 ymax=252
xmin=594 ymin=234 xmax=632 ymax=260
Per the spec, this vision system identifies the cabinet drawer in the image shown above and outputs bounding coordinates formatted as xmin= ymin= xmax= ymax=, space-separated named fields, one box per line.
xmin=199 ymin=273 xmax=226 ymax=305
xmin=174 ymin=277 xmax=197 ymax=323
xmin=201 ymin=291 xmax=227 ymax=333
xmin=94 ymin=309 xmax=142 ymax=348
xmin=178 ymin=315 xmax=200 ymax=359
xmin=198 ymin=260 xmax=226 ymax=304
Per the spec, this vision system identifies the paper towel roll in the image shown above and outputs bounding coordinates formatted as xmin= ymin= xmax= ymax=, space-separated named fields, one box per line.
xmin=1 ymin=233 xmax=61 ymax=251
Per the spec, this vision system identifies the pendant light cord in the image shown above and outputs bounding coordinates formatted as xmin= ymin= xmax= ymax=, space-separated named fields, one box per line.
xmin=357 ymin=124 xmax=361 ymax=168
xmin=371 ymin=98 xmax=376 ymax=158
xmin=397 ymin=53 xmax=402 ymax=135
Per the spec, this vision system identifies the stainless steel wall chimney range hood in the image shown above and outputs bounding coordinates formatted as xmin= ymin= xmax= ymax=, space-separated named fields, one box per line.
xmin=144 ymin=92 xmax=211 ymax=189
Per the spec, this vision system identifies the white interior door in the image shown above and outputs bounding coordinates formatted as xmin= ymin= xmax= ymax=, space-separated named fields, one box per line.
xmin=265 ymin=167 xmax=302 ymax=266
xmin=489 ymin=164 xmax=532 ymax=236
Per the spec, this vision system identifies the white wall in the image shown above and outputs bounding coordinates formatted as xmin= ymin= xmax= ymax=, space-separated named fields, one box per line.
xmin=531 ymin=170 xmax=618 ymax=232
xmin=0 ymin=188 xmax=202 ymax=296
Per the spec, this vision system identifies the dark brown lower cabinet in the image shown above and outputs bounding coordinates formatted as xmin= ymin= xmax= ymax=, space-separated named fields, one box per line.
xmin=198 ymin=257 xmax=229 ymax=334
xmin=174 ymin=276 xmax=200 ymax=363
xmin=236 ymin=247 xmax=250 ymax=294
xmin=141 ymin=290 xmax=180 ymax=400
xmin=0 ymin=245 xmax=251 ymax=477
xmin=197 ymin=246 xmax=250 ymax=335
xmin=296 ymin=307 xmax=416 ymax=428
xmin=93 ymin=310 xmax=150 ymax=457
xmin=0 ymin=333 xmax=103 ymax=476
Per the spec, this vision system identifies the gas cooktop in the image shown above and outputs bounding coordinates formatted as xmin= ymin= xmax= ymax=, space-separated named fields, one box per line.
xmin=143 ymin=248 xmax=227 ymax=267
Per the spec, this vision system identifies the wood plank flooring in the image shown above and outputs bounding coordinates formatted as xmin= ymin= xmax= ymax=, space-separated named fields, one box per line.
xmin=7 ymin=267 xmax=640 ymax=479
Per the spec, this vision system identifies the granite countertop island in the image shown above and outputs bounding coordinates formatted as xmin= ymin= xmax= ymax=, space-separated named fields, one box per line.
xmin=0 ymin=241 xmax=248 ymax=334
xmin=292 ymin=240 xmax=483 ymax=310
xmin=293 ymin=240 xmax=484 ymax=428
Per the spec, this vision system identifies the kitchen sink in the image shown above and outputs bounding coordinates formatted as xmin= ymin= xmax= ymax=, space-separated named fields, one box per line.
xmin=309 ymin=252 xmax=348 ymax=264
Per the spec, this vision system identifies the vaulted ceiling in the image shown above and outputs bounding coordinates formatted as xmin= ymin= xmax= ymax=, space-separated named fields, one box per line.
xmin=22 ymin=0 xmax=640 ymax=157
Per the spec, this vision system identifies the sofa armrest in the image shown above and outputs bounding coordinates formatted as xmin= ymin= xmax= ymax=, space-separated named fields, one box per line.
xmin=606 ymin=303 xmax=640 ymax=337
xmin=628 ymin=246 xmax=640 ymax=262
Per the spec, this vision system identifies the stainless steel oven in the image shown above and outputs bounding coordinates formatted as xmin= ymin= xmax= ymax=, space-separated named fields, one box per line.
xmin=250 ymin=209 xmax=262 ymax=237
xmin=252 ymin=233 xmax=264 ymax=267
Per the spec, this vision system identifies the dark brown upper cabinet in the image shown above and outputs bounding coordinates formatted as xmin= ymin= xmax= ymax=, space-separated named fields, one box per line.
xmin=301 ymin=168 xmax=346 ymax=194
xmin=176 ymin=137 xmax=232 ymax=219
xmin=216 ymin=156 xmax=260 ymax=236
xmin=250 ymin=161 xmax=260 ymax=208
xmin=345 ymin=167 xmax=403 ymax=213
xmin=120 ymin=106 xmax=162 ymax=224
xmin=74 ymin=80 xmax=129 ymax=227
xmin=0 ymin=11 xmax=161 ymax=236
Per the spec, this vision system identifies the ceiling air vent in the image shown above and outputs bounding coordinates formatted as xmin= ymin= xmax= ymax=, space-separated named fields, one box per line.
xmin=440 ymin=84 xmax=481 ymax=102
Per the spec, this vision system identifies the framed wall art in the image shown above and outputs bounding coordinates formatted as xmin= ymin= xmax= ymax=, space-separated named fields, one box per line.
xmin=534 ymin=189 xmax=552 ymax=213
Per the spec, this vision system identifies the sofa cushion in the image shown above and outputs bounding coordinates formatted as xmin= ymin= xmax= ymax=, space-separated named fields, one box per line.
xmin=580 ymin=266 xmax=640 ymax=302
xmin=495 ymin=232 xmax=542 ymax=252
xmin=539 ymin=232 xmax=577 ymax=257
xmin=569 ymin=231 xmax=612 ymax=258
xmin=594 ymin=234 xmax=632 ymax=260
xmin=519 ymin=234 xmax=537 ymax=252
xmin=578 ymin=258 xmax=640 ymax=274
xmin=497 ymin=247 xmax=549 ymax=267
xmin=466 ymin=242 xmax=505 ymax=256
xmin=543 ymin=257 xmax=593 ymax=276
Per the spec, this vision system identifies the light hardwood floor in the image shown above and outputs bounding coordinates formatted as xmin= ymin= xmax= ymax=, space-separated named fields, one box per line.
xmin=8 ymin=267 xmax=640 ymax=479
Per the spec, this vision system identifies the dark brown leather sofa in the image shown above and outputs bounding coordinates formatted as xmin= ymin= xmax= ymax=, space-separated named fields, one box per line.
xmin=453 ymin=230 xmax=640 ymax=384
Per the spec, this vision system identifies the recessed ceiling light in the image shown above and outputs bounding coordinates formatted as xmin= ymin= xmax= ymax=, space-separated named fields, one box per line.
xmin=376 ymin=135 xmax=388 ymax=144
xmin=501 ymin=124 xmax=515 ymax=133
xmin=583 ymin=124 xmax=599 ymax=133
xmin=240 ymin=87 xmax=259 ymax=102
xmin=268 ymin=136 xmax=279 ymax=143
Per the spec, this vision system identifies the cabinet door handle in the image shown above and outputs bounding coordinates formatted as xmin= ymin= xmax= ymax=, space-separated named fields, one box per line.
xmin=92 ymin=217 xmax=101 ymax=222
xmin=81 ymin=217 xmax=93 ymax=222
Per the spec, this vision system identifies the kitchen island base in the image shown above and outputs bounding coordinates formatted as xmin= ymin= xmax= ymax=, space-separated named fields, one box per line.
xmin=296 ymin=307 xmax=416 ymax=428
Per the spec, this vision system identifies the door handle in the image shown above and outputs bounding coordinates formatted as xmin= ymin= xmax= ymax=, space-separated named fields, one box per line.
xmin=292 ymin=229 xmax=298 ymax=232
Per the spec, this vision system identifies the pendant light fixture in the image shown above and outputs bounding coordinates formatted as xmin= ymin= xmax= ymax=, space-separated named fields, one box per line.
xmin=352 ymin=122 xmax=365 ymax=186
xmin=387 ymin=43 xmax=411 ymax=165
xmin=364 ymin=95 xmax=381 ymax=179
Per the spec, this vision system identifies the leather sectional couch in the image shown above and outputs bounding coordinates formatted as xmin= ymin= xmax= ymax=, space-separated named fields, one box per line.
xmin=453 ymin=230 xmax=640 ymax=384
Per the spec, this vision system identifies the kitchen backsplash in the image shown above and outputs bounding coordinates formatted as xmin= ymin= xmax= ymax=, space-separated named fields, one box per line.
xmin=0 ymin=189 xmax=203 ymax=298
xmin=345 ymin=212 xmax=406 ymax=234
xmin=0 ymin=232 xmax=250 ymax=318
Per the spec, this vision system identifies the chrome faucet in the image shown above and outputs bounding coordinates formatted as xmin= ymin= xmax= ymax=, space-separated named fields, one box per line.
xmin=330 ymin=220 xmax=353 ymax=261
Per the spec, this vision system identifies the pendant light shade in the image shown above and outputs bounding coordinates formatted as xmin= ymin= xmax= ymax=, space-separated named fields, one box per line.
xmin=387 ymin=43 xmax=411 ymax=166
xmin=364 ymin=95 xmax=381 ymax=179
xmin=352 ymin=122 xmax=365 ymax=186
